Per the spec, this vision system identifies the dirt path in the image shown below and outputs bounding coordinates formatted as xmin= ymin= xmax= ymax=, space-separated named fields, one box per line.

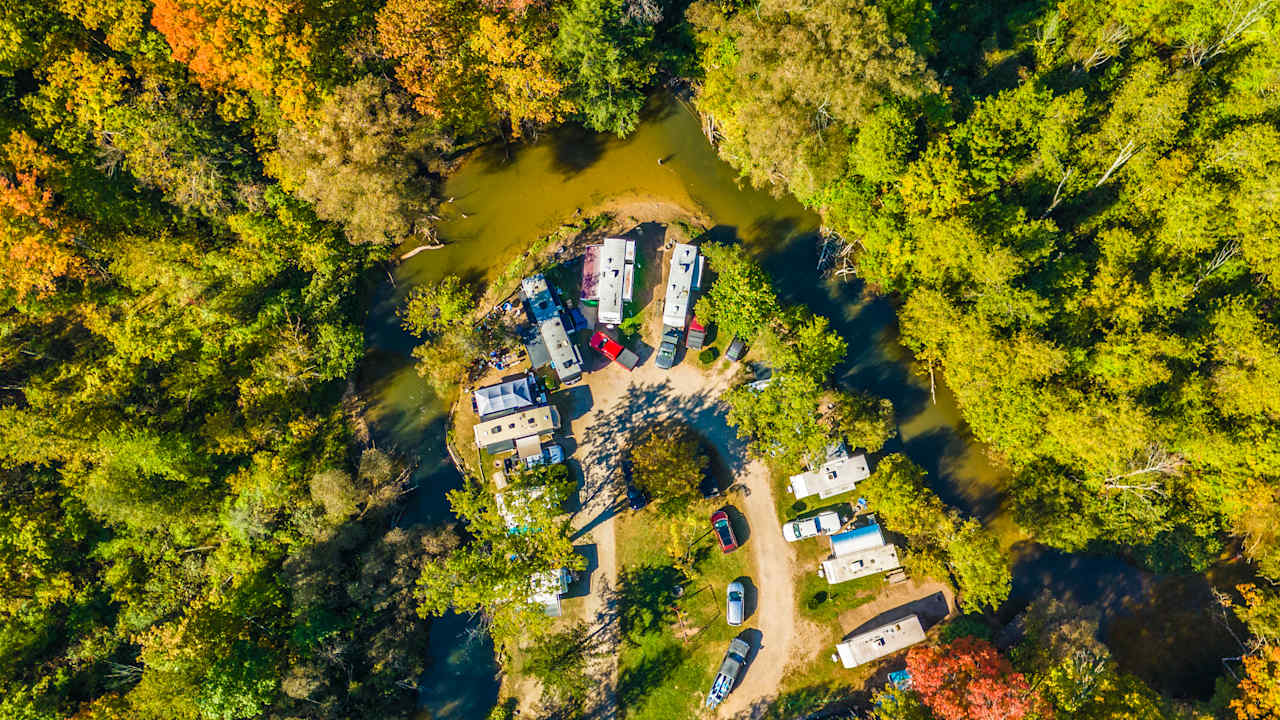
xmin=563 ymin=349 xmax=799 ymax=719
xmin=713 ymin=456 xmax=797 ymax=719
xmin=568 ymin=366 xmax=627 ymax=720
xmin=559 ymin=237 xmax=799 ymax=719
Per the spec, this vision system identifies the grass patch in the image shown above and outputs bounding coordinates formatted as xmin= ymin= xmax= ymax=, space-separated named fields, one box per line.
xmin=614 ymin=502 xmax=754 ymax=719
xmin=777 ymin=570 xmax=882 ymax=700
xmin=796 ymin=572 xmax=881 ymax=626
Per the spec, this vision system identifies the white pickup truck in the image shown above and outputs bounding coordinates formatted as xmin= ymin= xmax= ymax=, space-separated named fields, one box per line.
xmin=705 ymin=637 xmax=751 ymax=709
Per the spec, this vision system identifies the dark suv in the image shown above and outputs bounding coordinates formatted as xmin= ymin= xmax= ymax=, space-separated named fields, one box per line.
xmin=656 ymin=327 xmax=682 ymax=369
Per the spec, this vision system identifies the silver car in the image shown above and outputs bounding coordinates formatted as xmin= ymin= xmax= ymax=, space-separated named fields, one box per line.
xmin=726 ymin=581 xmax=745 ymax=626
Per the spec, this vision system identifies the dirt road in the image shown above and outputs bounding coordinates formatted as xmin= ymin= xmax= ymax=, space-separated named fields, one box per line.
xmin=715 ymin=455 xmax=798 ymax=719
xmin=563 ymin=347 xmax=798 ymax=719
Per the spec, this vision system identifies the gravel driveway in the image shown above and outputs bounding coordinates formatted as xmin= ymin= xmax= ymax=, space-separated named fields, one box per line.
xmin=566 ymin=347 xmax=799 ymax=719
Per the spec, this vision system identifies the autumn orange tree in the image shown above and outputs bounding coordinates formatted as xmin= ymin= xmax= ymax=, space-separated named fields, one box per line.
xmin=1234 ymin=645 xmax=1280 ymax=720
xmin=150 ymin=0 xmax=353 ymax=119
xmin=0 ymin=130 xmax=89 ymax=300
xmin=906 ymin=637 xmax=1052 ymax=720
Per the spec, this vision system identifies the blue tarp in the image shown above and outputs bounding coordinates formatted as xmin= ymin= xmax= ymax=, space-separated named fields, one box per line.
xmin=829 ymin=523 xmax=884 ymax=556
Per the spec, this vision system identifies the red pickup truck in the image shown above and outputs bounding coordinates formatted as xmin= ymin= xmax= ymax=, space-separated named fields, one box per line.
xmin=589 ymin=331 xmax=639 ymax=370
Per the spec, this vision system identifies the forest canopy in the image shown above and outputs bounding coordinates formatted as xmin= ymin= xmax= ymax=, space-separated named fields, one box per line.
xmin=3 ymin=0 xmax=1280 ymax=717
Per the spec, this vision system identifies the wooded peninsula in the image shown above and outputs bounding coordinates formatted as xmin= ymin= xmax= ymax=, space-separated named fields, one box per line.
xmin=2 ymin=0 xmax=1279 ymax=719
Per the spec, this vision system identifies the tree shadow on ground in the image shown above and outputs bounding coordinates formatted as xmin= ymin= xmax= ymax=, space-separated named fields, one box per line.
xmin=736 ymin=575 xmax=758 ymax=622
xmin=619 ymin=222 xmax=667 ymax=316
xmin=570 ymin=379 xmax=746 ymax=536
xmin=726 ymin=682 xmax=854 ymax=720
xmin=564 ymin=543 xmax=598 ymax=599
xmin=844 ymin=592 xmax=951 ymax=638
xmin=617 ymin=564 xmax=685 ymax=641
xmin=615 ymin=640 xmax=687 ymax=710
xmin=731 ymin=627 xmax=764 ymax=691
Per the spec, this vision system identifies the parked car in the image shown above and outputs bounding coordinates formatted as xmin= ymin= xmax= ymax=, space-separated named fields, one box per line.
xmin=705 ymin=636 xmax=751 ymax=708
xmin=725 ymin=336 xmax=746 ymax=362
xmin=589 ymin=331 xmax=638 ymax=370
xmin=781 ymin=511 xmax=842 ymax=542
xmin=655 ymin=327 xmax=682 ymax=369
xmin=726 ymin=581 xmax=745 ymax=626
xmin=711 ymin=509 xmax=739 ymax=553
xmin=626 ymin=483 xmax=648 ymax=510
xmin=686 ymin=317 xmax=707 ymax=349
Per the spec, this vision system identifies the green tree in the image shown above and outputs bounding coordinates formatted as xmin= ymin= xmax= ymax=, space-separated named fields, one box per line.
xmin=764 ymin=313 xmax=848 ymax=380
xmin=694 ymin=242 xmax=780 ymax=343
xmin=862 ymin=455 xmax=1011 ymax=612
xmin=831 ymin=390 xmax=896 ymax=453
xmin=869 ymin=687 xmax=935 ymax=720
xmin=524 ymin=621 xmax=597 ymax=713
xmin=400 ymin=274 xmax=484 ymax=390
xmin=415 ymin=468 xmax=585 ymax=652
xmin=400 ymin=275 xmax=475 ymax=337
xmin=725 ymin=372 xmax=830 ymax=468
xmin=628 ymin=421 xmax=708 ymax=514
xmin=689 ymin=0 xmax=938 ymax=199
xmin=275 ymin=77 xmax=440 ymax=245
xmin=554 ymin=0 xmax=658 ymax=136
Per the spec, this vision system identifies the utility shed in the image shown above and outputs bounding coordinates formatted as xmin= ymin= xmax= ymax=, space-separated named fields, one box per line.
xmin=663 ymin=243 xmax=701 ymax=329
xmin=472 ymin=374 xmax=538 ymax=419
xmin=522 ymin=274 xmax=560 ymax=323
xmin=540 ymin=315 xmax=582 ymax=383
xmin=822 ymin=543 xmax=901 ymax=585
xmin=597 ymin=237 xmax=635 ymax=326
xmin=788 ymin=453 xmax=871 ymax=499
xmin=473 ymin=406 xmax=560 ymax=453
xmin=836 ymin=615 xmax=926 ymax=668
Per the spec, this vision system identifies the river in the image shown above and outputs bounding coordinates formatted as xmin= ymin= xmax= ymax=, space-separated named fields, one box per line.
xmin=362 ymin=98 xmax=1237 ymax=717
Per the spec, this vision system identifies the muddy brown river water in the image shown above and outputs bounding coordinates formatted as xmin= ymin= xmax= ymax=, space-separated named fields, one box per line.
xmin=362 ymin=98 xmax=1237 ymax=718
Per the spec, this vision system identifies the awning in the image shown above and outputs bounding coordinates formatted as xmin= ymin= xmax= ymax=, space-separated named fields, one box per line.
xmin=516 ymin=435 xmax=542 ymax=459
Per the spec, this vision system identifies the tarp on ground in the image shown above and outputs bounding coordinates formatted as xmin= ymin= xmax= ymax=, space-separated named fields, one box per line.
xmin=581 ymin=245 xmax=600 ymax=302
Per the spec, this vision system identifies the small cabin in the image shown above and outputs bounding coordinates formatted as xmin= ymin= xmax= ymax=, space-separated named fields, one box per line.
xmin=835 ymin=614 xmax=926 ymax=668
xmin=788 ymin=453 xmax=871 ymax=499
xmin=472 ymin=406 xmax=561 ymax=453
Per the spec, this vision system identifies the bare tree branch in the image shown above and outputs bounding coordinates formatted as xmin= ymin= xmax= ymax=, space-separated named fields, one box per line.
xmin=1096 ymin=139 xmax=1141 ymax=187
xmin=1042 ymin=166 xmax=1075 ymax=218
xmin=1187 ymin=241 xmax=1241 ymax=297
xmin=1082 ymin=23 xmax=1130 ymax=71
xmin=1101 ymin=444 xmax=1186 ymax=491
xmin=1185 ymin=0 xmax=1276 ymax=67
